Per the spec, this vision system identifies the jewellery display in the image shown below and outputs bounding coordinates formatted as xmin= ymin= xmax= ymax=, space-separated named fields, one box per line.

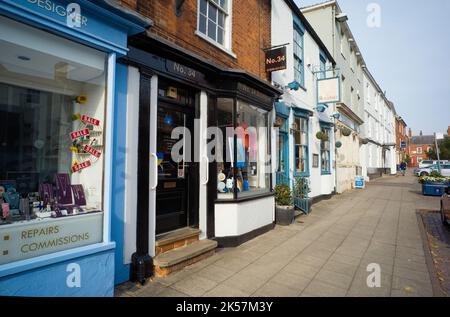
xmin=55 ymin=174 xmax=73 ymax=205
xmin=72 ymin=185 xmax=87 ymax=206
xmin=39 ymin=183 xmax=54 ymax=207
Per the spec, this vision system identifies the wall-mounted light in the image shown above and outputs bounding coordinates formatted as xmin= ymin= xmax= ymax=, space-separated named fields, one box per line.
xmin=331 ymin=113 xmax=342 ymax=120
xmin=286 ymin=80 xmax=300 ymax=91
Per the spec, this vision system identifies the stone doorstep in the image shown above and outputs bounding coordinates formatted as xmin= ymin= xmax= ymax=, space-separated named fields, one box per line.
xmin=154 ymin=240 xmax=218 ymax=277
xmin=155 ymin=227 xmax=201 ymax=255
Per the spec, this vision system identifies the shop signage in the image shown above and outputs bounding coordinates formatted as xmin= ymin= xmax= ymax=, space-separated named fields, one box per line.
xmin=72 ymin=160 xmax=92 ymax=173
xmin=401 ymin=141 xmax=407 ymax=149
xmin=81 ymin=115 xmax=100 ymax=126
xmin=83 ymin=145 xmax=102 ymax=158
xmin=265 ymin=46 xmax=287 ymax=72
xmin=355 ymin=176 xmax=365 ymax=189
xmin=0 ymin=213 xmax=103 ymax=265
xmin=317 ymin=77 xmax=341 ymax=104
xmin=25 ymin=0 xmax=88 ymax=27
xmin=237 ymin=83 xmax=273 ymax=105
xmin=70 ymin=129 xmax=90 ymax=140
xmin=166 ymin=61 xmax=206 ymax=83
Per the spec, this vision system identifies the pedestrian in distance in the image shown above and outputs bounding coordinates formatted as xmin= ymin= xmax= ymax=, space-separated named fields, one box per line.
xmin=400 ymin=161 xmax=407 ymax=176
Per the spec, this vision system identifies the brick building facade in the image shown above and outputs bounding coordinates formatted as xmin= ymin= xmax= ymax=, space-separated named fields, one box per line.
xmin=395 ymin=116 xmax=408 ymax=165
xmin=408 ymin=129 xmax=434 ymax=168
xmin=119 ymin=0 xmax=271 ymax=82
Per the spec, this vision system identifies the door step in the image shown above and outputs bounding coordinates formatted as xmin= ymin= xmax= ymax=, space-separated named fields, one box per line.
xmin=155 ymin=227 xmax=201 ymax=255
xmin=154 ymin=239 xmax=218 ymax=277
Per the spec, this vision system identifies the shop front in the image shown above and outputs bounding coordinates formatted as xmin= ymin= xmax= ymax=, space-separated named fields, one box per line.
xmin=0 ymin=0 xmax=150 ymax=296
xmin=118 ymin=35 xmax=280 ymax=279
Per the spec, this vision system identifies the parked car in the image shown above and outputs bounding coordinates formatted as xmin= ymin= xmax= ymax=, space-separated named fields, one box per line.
xmin=418 ymin=160 xmax=448 ymax=169
xmin=441 ymin=187 xmax=450 ymax=225
xmin=416 ymin=164 xmax=450 ymax=177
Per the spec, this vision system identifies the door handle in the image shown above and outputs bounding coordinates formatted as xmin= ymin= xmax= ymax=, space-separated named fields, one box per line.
xmin=202 ymin=155 xmax=210 ymax=185
xmin=151 ymin=153 xmax=158 ymax=190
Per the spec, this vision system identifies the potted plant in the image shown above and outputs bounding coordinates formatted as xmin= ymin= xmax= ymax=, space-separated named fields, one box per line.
xmin=419 ymin=173 xmax=450 ymax=196
xmin=340 ymin=126 xmax=352 ymax=137
xmin=316 ymin=131 xmax=329 ymax=142
xmin=274 ymin=184 xmax=295 ymax=226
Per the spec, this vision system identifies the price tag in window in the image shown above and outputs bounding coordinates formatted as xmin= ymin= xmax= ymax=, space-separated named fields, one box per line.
xmin=83 ymin=145 xmax=102 ymax=158
xmin=70 ymin=129 xmax=90 ymax=140
xmin=81 ymin=115 xmax=100 ymax=126
xmin=72 ymin=160 xmax=92 ymax=173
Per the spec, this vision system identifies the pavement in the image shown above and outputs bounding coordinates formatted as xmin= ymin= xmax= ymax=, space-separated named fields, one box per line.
xmin=116 ymin=171 xmax=445 ymax=297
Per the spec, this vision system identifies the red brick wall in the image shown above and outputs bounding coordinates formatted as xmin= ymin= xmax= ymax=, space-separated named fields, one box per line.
xmin=395 ymin=119 xmax=409 ymax=161
xmin=118 ymin=0 xmax=271 ymax=82
xmin=409 ymin=144 xmax=433 ymax=167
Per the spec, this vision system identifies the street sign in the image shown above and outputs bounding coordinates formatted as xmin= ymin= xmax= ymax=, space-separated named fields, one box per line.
xmin=436 ymin=133 xmax=444 ymax=140
xmin=401 ymin=141 xmax=407 ymax=149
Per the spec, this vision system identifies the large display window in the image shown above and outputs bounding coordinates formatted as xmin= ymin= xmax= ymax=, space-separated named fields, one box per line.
xmin=0 ymin=16 xmax=107 ymax=265
xmin=216 ymin=98 xmax=271 ymax=200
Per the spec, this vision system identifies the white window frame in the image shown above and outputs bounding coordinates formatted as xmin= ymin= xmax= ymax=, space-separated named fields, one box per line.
xmin=196 ymin=0 xmax=235 ymax=58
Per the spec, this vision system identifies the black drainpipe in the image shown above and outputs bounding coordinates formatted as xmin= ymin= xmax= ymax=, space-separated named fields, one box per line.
xmin=130 ymin=73 xmax=153 ymax=284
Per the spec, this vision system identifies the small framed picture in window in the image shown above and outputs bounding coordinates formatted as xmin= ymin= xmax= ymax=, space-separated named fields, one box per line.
xmin=313 ymin=154 xmax=319 ymax=168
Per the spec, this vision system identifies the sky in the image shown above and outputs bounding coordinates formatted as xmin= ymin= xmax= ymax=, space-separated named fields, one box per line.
xmin=294 ymin=0 xmax=450 ymax=136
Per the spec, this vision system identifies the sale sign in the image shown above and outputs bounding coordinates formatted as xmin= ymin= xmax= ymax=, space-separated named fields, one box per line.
xmin=83 ymin=145 xmax=102 ymax=158
xmin=70 ymin=129 xmax=90 ymax=140
xmin=72 ymin=160 xmax=92 ymax=173
xmin=81 ymin=115 xmax=100 ymax=126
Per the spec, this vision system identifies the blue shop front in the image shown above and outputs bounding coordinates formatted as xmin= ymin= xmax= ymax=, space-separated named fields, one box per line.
xmin=0 ymin=0 xmax=150 ymax=296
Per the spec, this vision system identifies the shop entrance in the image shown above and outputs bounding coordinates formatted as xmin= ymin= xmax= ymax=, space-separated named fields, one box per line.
xmin=155 ymin=84 xmax=198 ymax=235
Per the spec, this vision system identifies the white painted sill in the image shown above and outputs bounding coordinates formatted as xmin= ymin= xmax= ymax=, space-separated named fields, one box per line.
xmin=195 ymin=31 xmax=237 ymax=59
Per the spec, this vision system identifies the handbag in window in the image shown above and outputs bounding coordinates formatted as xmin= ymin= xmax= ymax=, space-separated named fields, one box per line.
xmin=3 ymin=188 xmax=20 ymax=210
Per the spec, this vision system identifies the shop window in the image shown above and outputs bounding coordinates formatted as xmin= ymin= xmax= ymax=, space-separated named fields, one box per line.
xmin=294 ymin=114 xmax=309 ymax=176
xmin=320 ymin=126 xmax=331 ymax=174
xmin=216 ymin=98 xmax=270 ymax=199
xmin=198 ymin=0 xmax=230 ymax=48
xmin=0 ymin=17 xmax=107 ymax=265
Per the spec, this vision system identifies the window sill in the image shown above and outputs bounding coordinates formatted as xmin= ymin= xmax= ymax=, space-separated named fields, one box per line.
xmin=321 ymin=172 xmax=332 ymax=175
xmin=215 ymin=192 xmax=274 ymax=204
xmin=195 ymin=31 xmax=237 ymax=59
xmin=0 ymin=242 xmax=115 ymax=278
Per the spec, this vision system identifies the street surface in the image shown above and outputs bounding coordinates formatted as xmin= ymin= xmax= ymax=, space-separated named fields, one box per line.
xmin=117 ymin=172 xmax=448 ymax=297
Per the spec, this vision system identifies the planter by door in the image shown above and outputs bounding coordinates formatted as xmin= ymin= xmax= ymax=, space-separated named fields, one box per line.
xmin=275 ymin=205 xmax=295 ymax=226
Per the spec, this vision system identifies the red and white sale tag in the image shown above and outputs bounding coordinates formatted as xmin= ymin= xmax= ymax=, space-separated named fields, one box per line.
xmin=83 ymin=145 xmax=102 ymax=158
xmin=81 ymin=115 xmax=100 ymax=126
xmin=72 ymin=160 xmax=92 ymax=173
xmin=70 ymin=129 xmax=90 ymax=140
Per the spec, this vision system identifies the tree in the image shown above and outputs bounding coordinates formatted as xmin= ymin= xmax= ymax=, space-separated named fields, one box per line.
xmin=427 ymin=136 xmax=450 ymax=160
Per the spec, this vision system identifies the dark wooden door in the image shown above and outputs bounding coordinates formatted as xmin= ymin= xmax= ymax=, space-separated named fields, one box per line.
xmin=155 ymin=102 xmax=195 ymax=235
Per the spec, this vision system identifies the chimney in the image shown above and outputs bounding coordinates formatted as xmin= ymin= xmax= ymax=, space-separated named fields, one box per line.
xmin=408 ymin=128 xmax=412 ymax=137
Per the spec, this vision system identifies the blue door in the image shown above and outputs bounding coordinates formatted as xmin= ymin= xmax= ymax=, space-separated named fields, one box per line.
xmin=276 ymin=115 xmax=290 ymax=186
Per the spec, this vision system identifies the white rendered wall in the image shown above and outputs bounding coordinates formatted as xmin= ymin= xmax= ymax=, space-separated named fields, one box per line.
xmin=214 ymin=196 xmax=275 ymax=238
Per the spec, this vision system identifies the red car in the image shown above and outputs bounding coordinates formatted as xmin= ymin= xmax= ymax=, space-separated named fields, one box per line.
xmin=441 ymin=187 xmax=450 ymax=225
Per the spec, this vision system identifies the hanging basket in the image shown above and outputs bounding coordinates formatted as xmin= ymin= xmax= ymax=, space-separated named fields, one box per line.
xmin=360 ymin=138 xmax=369 ymax=145
xmin=335 ymin=141 xmax=343 ymax=148
xmin=340 ymin=127 xmax=352 ymax=137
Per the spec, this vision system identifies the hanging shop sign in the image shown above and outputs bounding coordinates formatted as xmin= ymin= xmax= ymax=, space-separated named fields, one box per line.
xmin=317 ymin=76 xmax=341 ymax=104
xmin=265 ymin=46 xmax=287 ymax=72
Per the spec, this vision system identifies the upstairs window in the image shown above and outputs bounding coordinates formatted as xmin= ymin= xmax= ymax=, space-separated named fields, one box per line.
xmin=198 ymin=0 xmax=229 ymax=47
xmin=293 ymin=24 xmax=305 ymax=87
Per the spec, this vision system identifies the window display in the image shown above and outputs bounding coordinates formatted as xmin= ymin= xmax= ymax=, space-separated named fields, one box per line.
xmin=0 ymin=16 xmax=106 ymax=265
xmin=215 ymin=98 xmax=270 ymax=199
xmin=321 ymin=127 xmax=331 ymax=174
xmin=294 ymin=115 xmax=309 ymax=175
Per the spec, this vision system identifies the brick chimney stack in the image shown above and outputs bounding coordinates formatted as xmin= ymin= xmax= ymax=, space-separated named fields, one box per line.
xmin=408 ymin=128 xmax=412 ymax=137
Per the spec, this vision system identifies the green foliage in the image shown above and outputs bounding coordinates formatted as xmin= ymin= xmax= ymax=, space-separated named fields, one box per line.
xmin=274 ymin=184 xmax=292 ymax=206
xmin=293 ymin=177 xmax=311 ymax=199
xmin=426 ymin=136 xmax=450 ymax=160
xmin=404 ymin=155 xmax=411 ymax=165
xmin=430 ymin=170 xmax=442 ymax=178
xmin=419 ymin=176 xmax=450 ymax=184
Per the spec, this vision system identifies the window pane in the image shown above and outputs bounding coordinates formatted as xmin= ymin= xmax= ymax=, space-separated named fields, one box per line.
xmin=200 ymin=0 xmax=207 ymax=15
xmin=236 ymin=100 xmax=270 ymax=198
xmin=218 ymin=12 xmax=225 ymax=28
xmin=217 ymin=27 xmax=224 ymax=45
xmin=199 ymin=14 xmax=207 ymax=34
xmin=208 ymin=4 xmax=217 ymax=21
xmin=216 ymin=98 xmax=234 ymax=200
xmin=208 ymin=20 xmax=216 ymax=40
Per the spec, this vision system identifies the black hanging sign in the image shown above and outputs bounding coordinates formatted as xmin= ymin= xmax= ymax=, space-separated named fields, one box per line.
xmin=265 ymin=46 xmax=287 ymax=72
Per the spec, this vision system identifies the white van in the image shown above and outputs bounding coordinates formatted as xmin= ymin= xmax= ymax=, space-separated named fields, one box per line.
xmin=419 ymin=160 xmax=449 ymax=169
